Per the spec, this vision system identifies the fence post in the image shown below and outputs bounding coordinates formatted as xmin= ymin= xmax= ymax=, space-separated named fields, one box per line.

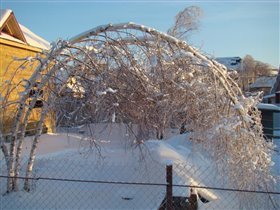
xmin=166 ymin=164 xmax=173 ymax=210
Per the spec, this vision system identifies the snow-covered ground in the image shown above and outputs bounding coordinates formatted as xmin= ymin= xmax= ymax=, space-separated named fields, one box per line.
xmin=0 ymin=124 xmax=279 ymax=209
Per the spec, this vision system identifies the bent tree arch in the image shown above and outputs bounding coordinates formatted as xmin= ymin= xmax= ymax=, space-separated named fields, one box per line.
xmin=0 ymin=22 xmax=275 ymax=205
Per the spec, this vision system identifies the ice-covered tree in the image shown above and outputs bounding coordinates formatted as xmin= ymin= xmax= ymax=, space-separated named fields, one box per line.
xmin=0 ymin=22 xmax=277 ymax=208
xmin=168 ymin=6 xmax=203 ymax=40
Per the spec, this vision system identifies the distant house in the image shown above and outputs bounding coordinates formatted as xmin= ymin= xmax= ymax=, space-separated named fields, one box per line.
xmin=258 ymin=102 xmax=280 ymax=143
xmin=249 ymin=76 xmax=277 ymax=95
xmin=215 ymin=57 xmax=279 ymax=141
xmin=271 ymin=68 xmax=280 ymax=93
xmin=257 ymin=68 xmax=280 ymax=143
xmin=0 ymin=9 xmax=55 ymax=135
xmin=261 ymin=68 xmax=280 ymax=103
xmin=215 ymin=57 xmax=242 ymax=71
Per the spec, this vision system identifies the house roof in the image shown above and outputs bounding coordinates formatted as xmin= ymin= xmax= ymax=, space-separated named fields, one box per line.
xmin=215 ymin=57 xmax=242 ymax=71
xmin=250 ymin=76 xmax=277 ymax=89
xmin=271 ymin=68 xmax=280 ymax=93
xmin=0 ymin=9 xmax=50 ymax=50
xmin=257 ymin=103 xmax=280 ymax=111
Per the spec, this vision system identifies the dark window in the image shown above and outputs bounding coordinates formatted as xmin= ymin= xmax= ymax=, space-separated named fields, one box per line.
xmin=34 ymin=100 xmax=43 ymax=108
xmin=29 ymin=83 xmax=43 ymax=97
xmin=29 ymin=82 xmax=44 ymax=108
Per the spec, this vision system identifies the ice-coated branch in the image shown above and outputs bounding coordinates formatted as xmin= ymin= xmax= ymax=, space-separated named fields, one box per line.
xmin=1 ymin=21 xmax=275 ymax=208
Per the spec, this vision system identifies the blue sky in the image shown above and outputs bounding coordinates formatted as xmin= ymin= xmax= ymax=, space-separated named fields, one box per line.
xmin=1 ymin=0 xmax=279 ymax=67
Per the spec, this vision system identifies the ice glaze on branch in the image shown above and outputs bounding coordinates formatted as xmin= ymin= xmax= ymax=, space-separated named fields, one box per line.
xmin=1 ymin=21 xmax=275 ymax=208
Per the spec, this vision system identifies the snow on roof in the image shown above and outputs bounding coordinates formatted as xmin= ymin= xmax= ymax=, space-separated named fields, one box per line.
xmin=250 ymin=76 xmax=277 ymax=89
xmin=0 ymin=9 xmax=50 ymax=50
xmin=19 ymin=24 xmax=50 ymax=50
xmin=270 ymin=69 xmax=279 ymax=76
xmin=0 ymin=9 xmax=12 ymax=27
xmin=215 ymin=57 xmax=242 ymax=71
xmin=257 ymin=103 xmax=280 ymax=111
xmin=263 ymin=93 xmax=276 ymax=99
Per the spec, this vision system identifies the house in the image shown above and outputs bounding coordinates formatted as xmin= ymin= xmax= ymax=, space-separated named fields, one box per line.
xmin=215 ymin=57 xmax=242 ymax=71
xmin=215 ymin=57 xmax=279 ymax=141
xmin=257 ymin=68 xmax=280 ymax=143
xmin=271 ymin=67 xmax=280 ymax=93
xmin=215 ymin=57 xmax=279 ymax=94
xmin=0 ymin=9 xmax=55 ymax=136
xmin=257 ymin=102 xmax=280 ymax=143
xmin=249 ymin=75 xmax=277 ymax=95
xmin=259 ymin=68 xmax=280 ymax=103
xmin=215 ymin=57 xmax=250 ymax=90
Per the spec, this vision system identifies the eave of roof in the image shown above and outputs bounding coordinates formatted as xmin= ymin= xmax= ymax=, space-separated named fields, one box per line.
xmin=0 ymin=36 xmax=44 ymax=53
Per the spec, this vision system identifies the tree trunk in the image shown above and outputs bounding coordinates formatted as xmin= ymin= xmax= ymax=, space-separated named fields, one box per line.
xmin=14 ymin=92 xmax=44 ymax=191
xmin=7 ymin=135 xmax=16 ymax=193
xmin=0 ymin=135 xmax=10 ymax=171
xmin=24 ymin=100 xmax=50 ymax=192
xmin=11 ymin=44 xmax=66 ymax=193
xmin=7 ymin=61 xmax=45 ymax=192
xmin=23 ymin=119 xmax=45 ymax=191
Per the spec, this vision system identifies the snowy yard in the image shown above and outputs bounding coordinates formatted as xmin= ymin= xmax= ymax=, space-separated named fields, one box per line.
xmin=1 ymin=124 xmax=279 ymax=209
xmin=0 ymin=125 xmax=167 ymax=209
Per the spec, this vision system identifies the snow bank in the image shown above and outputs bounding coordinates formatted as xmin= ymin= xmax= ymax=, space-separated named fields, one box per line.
xmin=144 ymin=140 xmax=186 ymax=165
xmin=144 ymin=134 xmax=219 ymax=203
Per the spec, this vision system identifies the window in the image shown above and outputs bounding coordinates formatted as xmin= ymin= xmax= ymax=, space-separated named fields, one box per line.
xmin=29 ymin=82 xmax=44 ymax=108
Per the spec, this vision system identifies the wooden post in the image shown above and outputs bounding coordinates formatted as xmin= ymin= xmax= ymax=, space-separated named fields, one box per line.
xmin=189 ymin=188 xmax=198 ymax=210
xmin=166 ymin=164 xmax=173 ymax=210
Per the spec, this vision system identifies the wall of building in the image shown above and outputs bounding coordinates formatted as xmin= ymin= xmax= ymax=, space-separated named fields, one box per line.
xmin=0 ymin=38 xmax=55 ymax=135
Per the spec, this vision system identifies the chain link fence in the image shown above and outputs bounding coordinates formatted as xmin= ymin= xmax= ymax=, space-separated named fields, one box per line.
xmin=1 ymin=154 xmax=279 ymax=210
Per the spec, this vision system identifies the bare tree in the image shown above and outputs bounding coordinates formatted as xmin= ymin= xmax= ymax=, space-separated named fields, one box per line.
xmin=239 ymin=55 xmax=256 ymax=90
xmin=239 ymin=55 xmax=274 ymax=91
xmin=242 ymin=55 xmax=273 ymax=76
xmin=255 ymin=61 xmax=272 ymax=76
xmin=167 ymin=6 xmax=203 ymax=40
